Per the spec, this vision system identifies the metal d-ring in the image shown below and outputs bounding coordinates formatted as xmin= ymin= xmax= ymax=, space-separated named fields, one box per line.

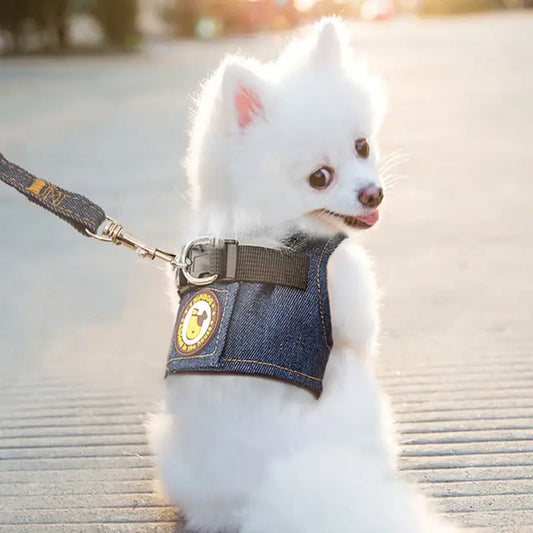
xmin=179 ymin=236 xmax=219 ymax=286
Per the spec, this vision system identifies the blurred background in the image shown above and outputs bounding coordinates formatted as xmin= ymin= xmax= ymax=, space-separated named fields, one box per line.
xmin=0 ymin=0 xmax=532 ymax=531
xmin=1 ymin=0 xmax=532 ymax=53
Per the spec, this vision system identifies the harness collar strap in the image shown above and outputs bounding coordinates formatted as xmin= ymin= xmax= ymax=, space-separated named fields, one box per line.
xmin=178 ymin=239 xmax=309 ymax=292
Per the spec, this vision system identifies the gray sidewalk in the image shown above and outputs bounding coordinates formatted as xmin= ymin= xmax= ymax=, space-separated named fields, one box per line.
xmin=0 ymin=12 xmax=532 ymax=531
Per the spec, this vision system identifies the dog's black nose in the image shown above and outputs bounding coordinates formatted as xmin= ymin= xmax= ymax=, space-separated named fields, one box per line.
xmin=358 ymin=185 xmax=384 ymax=208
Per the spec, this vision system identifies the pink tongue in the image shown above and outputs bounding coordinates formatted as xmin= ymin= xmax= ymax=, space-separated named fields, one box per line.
xmin=356 ymin=210 xmax=380 ymax=226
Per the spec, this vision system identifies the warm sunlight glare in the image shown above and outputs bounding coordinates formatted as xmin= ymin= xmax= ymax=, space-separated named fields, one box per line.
xmin=295 ymin=0 xmax=319 ymax=11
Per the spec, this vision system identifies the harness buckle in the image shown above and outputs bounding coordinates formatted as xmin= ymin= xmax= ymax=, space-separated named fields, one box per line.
xmin=177 ymin=237 xmax=239 ymax=288
xmin=178 ymin=237 xmax=219 ymax=286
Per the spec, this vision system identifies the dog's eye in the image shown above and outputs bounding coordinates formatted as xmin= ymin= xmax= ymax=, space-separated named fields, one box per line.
xmin=309 ymin=167 xmax=334 ymax=190
xmin=355 ymin=138 xmax=370 ymax=158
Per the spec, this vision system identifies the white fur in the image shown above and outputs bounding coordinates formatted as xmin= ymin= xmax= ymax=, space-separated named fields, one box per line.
xmin=149 ymin=18 xmax=454 ymax=532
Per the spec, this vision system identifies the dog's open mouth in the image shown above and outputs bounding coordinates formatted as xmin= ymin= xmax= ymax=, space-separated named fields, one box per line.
xmin=316 ymin=209 xmax=380 ymax=229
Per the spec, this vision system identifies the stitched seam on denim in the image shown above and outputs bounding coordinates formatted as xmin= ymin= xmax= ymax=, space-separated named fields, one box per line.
xmin=168 ymin=287 xmax=230 ymax=364
xmin=60 ymin=192 xmax=102 ymax=214
xmin=224 ymin=358 xmax=322 ymax=383
xmin=37 ymin=200 xmax=95 ymax=226
xmin=317 ymin=236 xmax=334 ymax=350
xmin=47 ymin=203 xmax=95 ymax=226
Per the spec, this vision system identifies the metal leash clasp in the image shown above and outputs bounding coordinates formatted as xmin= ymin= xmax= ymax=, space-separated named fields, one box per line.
xmin=86 ymin=218 xmax=218 ymax=287
xmin=86 ymin=217 xmax=186 ymax=268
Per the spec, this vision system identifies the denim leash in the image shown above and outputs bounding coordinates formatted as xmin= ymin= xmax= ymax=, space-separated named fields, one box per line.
xmin=0 ymin=151 xmax=179 ymax=263
xmin=0 ymin=152 xmax=309 ymax=291
xmin=0 ymin=152 xmax=106 ymax=236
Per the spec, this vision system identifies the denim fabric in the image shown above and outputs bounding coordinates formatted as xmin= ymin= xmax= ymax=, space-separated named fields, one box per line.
xmin=166 ymin=233 xmax=346 ymax=397
xmin=0 ymin=153 xmax=106 ymax=235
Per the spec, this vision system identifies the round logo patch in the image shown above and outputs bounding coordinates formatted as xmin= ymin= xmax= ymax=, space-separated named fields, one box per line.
xmin=176 ymin=289 xmax=221 ymax=356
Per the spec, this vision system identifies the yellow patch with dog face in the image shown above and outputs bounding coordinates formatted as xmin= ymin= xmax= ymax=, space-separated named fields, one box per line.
xmin=176 ymin=289 xmax=221 ymax=356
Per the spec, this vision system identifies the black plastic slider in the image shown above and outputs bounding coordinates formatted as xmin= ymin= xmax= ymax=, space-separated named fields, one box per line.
xmin=224 ymin=240 xmax=238 ymax=280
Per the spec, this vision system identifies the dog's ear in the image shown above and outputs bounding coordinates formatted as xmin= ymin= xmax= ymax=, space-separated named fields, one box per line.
xmin=220 ymin=59 xmax=266 ymax=130
xmin=313 ymin=18 xmax=343 ymax=65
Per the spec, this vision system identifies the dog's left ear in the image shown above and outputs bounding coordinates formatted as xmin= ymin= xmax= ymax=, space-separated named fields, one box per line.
xmin=220 ymin=58 xmax=266 ymax=130
xmin=313 ymin=18 xmax=343 ymax=65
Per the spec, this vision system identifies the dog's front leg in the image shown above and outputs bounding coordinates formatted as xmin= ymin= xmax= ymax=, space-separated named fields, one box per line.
xmin=327 ymin=237 xmax=379 ymax=366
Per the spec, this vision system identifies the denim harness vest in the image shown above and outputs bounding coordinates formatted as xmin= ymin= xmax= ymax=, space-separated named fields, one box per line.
xmin=166 ymin=233 xmax=346 ymax=397
xmin=0 ymin=154 xmax=347 ymax=395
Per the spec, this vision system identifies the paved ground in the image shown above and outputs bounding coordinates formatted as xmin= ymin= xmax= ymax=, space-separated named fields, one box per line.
xmin=0 ymin=11 xmax=532 ymax=532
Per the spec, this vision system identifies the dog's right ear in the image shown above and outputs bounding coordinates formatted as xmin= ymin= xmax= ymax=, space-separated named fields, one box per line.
xmin=219 ymin=59 xmax=266 ymax=131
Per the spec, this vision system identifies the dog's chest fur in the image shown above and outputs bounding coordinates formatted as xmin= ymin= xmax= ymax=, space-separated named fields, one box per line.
xmin=158 ymin=237 xmax=382 ymax=526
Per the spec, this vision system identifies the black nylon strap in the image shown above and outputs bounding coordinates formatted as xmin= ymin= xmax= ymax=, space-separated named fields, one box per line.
xmin=0 ymin=153 xmax=106 ymax=235
xmin=180 ymin=242 xmax=309 ymax=291
xmin=220 ymin=245 xmax=309 ymax=289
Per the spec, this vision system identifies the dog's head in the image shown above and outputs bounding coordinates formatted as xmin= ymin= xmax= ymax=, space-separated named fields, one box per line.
xmin=186 ymin=18 xmax=386 ymax=238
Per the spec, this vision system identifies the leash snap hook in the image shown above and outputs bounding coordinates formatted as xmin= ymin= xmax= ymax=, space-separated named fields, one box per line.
xmin=86 ymin=217 xmax=185 ymax=268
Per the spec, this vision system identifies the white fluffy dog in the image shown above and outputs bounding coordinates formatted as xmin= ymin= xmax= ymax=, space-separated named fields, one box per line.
xmin=150 ymin=18 xmax=452 ymax=533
